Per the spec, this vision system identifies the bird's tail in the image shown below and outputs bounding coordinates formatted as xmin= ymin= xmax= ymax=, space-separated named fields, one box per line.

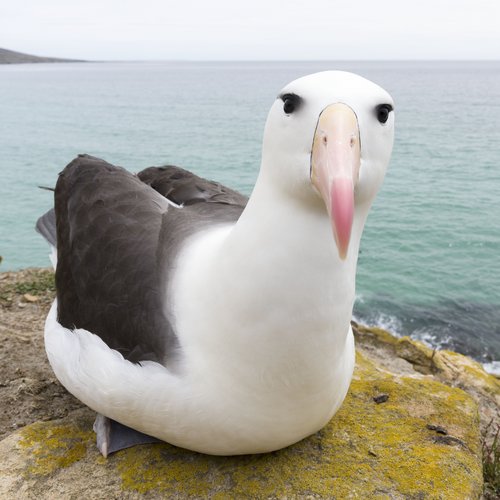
xmin=36 ymin=208 xmax=58 ymax=269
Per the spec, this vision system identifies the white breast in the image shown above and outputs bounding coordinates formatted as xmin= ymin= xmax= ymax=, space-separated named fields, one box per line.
xmin=167 ymin=217 xmax=356 ymax=453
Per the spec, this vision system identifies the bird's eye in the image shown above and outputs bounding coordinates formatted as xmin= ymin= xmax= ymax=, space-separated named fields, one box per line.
xmin=376 ymin=104 xmax=393 ymax=124
xmin=281 ymin=93 xmax=303 ymax=114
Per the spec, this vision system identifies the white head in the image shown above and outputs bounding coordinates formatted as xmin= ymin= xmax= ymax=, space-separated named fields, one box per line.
xmin=260 ymin=71 xmax=395 ymax=259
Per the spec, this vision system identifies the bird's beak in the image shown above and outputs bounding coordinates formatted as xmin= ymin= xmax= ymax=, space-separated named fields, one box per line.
xmin=311 ymin=103 xmax=361 ymax=260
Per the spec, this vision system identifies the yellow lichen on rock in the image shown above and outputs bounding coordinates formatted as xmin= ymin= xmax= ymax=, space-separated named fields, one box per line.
xmin=17 ymin=421 xmax=93 ymax=476
xmin=342 ymin=352 xmax=482 ymax=497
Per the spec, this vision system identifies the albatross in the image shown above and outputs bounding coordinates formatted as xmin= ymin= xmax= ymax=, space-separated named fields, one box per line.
xmin=36 ymin=71 xmax=394 ymax=456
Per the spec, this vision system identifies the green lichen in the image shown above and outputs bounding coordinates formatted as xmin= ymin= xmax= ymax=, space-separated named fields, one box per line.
xmin=18 ymin=421 xmax=93 ymax=476
xmin=13 ymin=270 xmax=55 ymax=295
xmin=0 ymin=268 xmax=55 ymax=305
xmin=113 ymin=351 xmax=482 ymax=498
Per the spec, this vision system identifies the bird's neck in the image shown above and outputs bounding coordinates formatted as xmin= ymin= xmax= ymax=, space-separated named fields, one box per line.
xmin=211 ymin=168 xmax=366 ymax=342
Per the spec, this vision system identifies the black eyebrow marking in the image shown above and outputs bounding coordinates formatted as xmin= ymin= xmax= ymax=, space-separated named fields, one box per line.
xmin=279 ymin=92 xmax=303 ymax=103
xmin=279 ymin=93 xmax=304 ymax=114
xmin=375 ymin=103 xmax=394 ymax=124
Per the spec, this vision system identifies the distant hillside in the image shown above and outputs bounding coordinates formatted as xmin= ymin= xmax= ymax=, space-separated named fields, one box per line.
xmin=0 ymin=47 xmax=85 ymax=64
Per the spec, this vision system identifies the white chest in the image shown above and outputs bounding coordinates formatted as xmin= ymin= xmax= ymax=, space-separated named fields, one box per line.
xmin=168 ymin=222 xmax=356 ymax=452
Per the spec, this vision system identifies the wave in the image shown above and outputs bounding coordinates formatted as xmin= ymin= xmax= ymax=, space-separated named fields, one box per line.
xmin=353 ymin=296 xmax=500 ymax=373
xmin=482 ymin=361 xmax=500 ymax=377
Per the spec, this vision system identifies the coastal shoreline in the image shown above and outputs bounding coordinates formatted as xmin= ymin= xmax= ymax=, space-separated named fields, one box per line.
xmin=0 ymin=47 xmax=85 ymax=64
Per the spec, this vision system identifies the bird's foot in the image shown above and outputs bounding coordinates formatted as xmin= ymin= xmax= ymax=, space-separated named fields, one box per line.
xmin=93 ymin=414 xmax=163 ymax=457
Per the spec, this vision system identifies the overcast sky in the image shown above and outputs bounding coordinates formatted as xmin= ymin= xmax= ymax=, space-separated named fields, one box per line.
xmin=1 ymin=0 xmax=499 ymax=61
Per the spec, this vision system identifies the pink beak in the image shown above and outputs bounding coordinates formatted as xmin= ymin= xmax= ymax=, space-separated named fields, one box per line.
xmin=311 ymin=103 xmax=361 ymax=260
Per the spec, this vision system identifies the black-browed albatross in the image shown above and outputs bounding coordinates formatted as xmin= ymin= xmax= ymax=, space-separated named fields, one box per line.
xmin=36 ymin=71 xmax=394 ymax=456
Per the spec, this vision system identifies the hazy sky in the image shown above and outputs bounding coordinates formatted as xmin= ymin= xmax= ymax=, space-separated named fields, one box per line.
xmin=1 ymin=0 xmax=499 ymax=61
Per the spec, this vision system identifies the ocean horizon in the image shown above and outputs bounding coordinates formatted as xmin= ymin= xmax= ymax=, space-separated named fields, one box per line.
xmin=1 ymin=60 xmax=499 ymax=372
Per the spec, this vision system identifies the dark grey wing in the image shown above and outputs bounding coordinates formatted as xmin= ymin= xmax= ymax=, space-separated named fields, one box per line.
xmin=137 ymin=165 xmax=248 ymax=207
xmin=48 ymin=155 xmax=247 ymax=365
xmin=54 ymin=155 xmax=180 ymax=363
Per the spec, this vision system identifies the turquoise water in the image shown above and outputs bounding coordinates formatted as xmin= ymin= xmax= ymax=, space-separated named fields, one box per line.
xmin=0 ymin=61 xmax=499 ymax=366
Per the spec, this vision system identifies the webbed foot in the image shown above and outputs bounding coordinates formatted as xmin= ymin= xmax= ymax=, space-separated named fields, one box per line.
xmin=93 ymin=414 xmax=162 ymax=457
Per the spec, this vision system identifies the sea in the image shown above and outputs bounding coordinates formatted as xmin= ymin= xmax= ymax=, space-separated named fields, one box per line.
xmin=0 ymin=60 xmax=499 ymax=373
